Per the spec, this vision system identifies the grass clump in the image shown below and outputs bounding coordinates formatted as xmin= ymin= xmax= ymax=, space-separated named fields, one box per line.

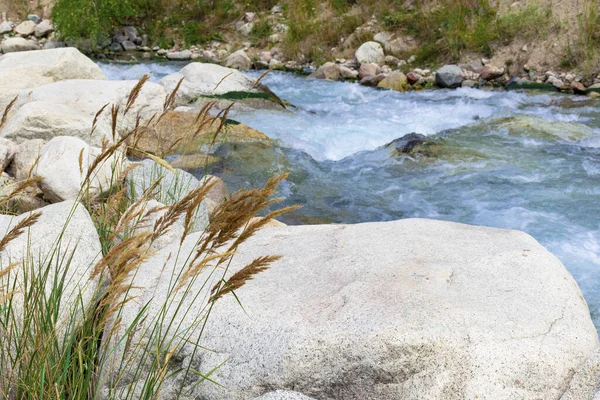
xmin=381 ymin=0 xmax=553 ymax=64
xmin=284 ymin=0 xmax=362 ymax=63
xmin=560 ymin=0 xmax=600 ymax=70
xmin=52 ymin=0 xmax=159 ymax=41
xmin=0 ymin=76 xmax=297 ymax=398
xmin=251 ymin=20 xmax=273 ymax=41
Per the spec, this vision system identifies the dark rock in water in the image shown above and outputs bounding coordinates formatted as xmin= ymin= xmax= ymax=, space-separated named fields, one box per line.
xmin=386 ymin=133 xmax=428 ymax=154
xmin=505 ymin=77 xmax=558 ymax=92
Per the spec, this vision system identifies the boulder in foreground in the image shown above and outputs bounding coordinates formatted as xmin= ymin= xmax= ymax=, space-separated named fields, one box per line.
xmin=0 ymin=201 xmax=102 ymax=353
xmin=101 ymin=218 xmax=598 ymax=399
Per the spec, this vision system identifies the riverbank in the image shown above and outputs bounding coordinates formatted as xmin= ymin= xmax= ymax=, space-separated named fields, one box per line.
xmin=2 ymin=0 xmax=600 ymax=96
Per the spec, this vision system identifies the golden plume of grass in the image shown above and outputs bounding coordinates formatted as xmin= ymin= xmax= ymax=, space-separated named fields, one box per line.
xmin=0 ymin=212 xmax=42 ymax=252
xmin=124 ymin=74 xmax=150 ymax=117
xmin=90 ymin=103 xmax=109 ymax=137
xmin=176 ymin=173 xmax=300 ymax=292
xmin=211 ymin=72 xmax=233 ymax=94
xmin=162 ymin=77 xmax=184 ymax=113
xmin=209 ymin=103 xmax=235 ymax=148
xmin=252 ymin=69 xmax=272 ymax=89
xmin=78 ymin=147 xmax=85 ymax=175
xmin=110 ymin=105 xmax=120 ymax=142
xmin=0 ymin=96 xmax=18 ymax=130
xmin=210 ymin=255 xmax=281 ymax=302
xmin=91 ymin=232 xmax=155 ymax=322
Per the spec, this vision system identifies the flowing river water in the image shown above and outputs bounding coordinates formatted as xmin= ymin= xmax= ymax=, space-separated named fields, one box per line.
xmin=100 ymin=62 xmax=600 ymax=330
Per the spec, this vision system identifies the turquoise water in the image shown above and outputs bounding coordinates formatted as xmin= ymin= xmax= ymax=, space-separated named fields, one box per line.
xmin=100 ymin=62 xmax=600 ymax=330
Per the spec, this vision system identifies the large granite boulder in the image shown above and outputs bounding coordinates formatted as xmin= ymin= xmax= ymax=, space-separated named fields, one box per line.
xmin=0 ymin=47 xmax=105 ymax=113
xmin=0 ymin=200 xmax=102 ymax=376
xmin=33 ymin=136 xmax=125 ymax=203
xmin=99 ymin=218 xmax=598 ymax=399
xmin=1 ymin=79 xmax=166 ymax=146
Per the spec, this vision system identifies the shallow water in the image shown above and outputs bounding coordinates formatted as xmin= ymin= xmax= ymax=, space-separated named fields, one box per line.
xmin=100 ymin=62 xmax=600 ymax=330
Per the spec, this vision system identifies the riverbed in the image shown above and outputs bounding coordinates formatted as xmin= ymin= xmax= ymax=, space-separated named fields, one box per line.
xmin=100 ymin=62 xmax=600 ymax=330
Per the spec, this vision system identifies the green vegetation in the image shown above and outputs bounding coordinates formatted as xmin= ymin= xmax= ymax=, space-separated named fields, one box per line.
xmin=52 ymin=0 xmax=159 ymax=40
xmin=565 ymin=0 xmax=600 ymax=70
xmin=250 ymin=19 xmax=273 ymax=41
xmin=47 ymin=0 xmax=600 ymax=70
xmin=284 ymin=0 xmax=362 ymax=63
xmin=382 ymin=0 xmax=553 ymax=64
xmin=52 ymin=0 xmax=275 ymax=44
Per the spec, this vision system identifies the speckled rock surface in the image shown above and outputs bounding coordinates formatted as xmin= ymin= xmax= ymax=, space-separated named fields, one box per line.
xmin=100 ymin=218 xmax=597 ymax=399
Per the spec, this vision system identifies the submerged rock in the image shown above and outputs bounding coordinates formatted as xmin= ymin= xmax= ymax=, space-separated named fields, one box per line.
xmin=100 ymin=218 xmax=598 ymax=399
xmin=493 ymin=115 xmax=595 ymax=142
xmin=386 ymin=133 xmax=429 ymax=155
xmin=129 ymin=111 xmax=270 ymax=157
xmin=505 ymin=77 xmax=558 ymax=92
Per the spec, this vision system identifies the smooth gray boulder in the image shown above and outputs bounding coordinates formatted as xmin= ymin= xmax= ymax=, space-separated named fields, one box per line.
xmin=254 ymin=391 xmax=316 ymax=400
xmin=5 ymin=138 xmax=45 ymax=180
xmin=166 ymin=50 xmax=192 ymax=60
xmin=561 ymin=348 xmax=600 ymax=400
xmin=159 ymin=62 xmax=282 ymax=110
xmin=14 ymin=20 xmax=35 ymax=36
xmin=1 ymin=79 xmax=166 ymax=146
xmin=100 ymin=218 xmax=598 ymax=400
xmin=0 ymin=21 xmax=13 ymax=34
xmin=355 ymin=41 xmax=385 ymax=64
xmin=0 ymin=37 xmax=39 ymax=53
xmin=309 ymin=62 xmax=341 ymax=80
xmin=435 ymin=65 xmax=464 ymax=88
xmin=0 ymin=200 xmax=102 ymax=352
xmin=225 ymin=49 xmax=252 ymax=70
xmin=0 ymin=47 xmax=105 ymax=112
xmin=34 ymin=136 xmax=124 ymax=203
xmin=126 ymin=159 xmax=209 ymax=233
xmin=34 ymin=19 xmax=54 ymax=38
